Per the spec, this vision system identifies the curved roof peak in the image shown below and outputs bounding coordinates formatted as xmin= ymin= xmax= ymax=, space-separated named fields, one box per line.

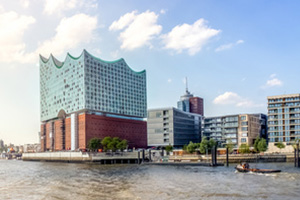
xmin=39 ymin=50 xmax=146 ymax=74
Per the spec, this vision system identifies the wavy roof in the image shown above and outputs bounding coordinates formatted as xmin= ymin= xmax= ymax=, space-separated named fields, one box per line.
xmin=39 ymin=49 xmax=145 ymax=74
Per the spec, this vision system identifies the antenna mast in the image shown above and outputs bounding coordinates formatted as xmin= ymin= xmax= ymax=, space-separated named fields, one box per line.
xmin=185 ymin=77 xmax=188 ymax=93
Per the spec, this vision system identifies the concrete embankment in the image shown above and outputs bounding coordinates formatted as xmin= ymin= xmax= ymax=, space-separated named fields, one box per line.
xmin=23 ymin=152 xmax=140 ymax=164
xmin=169 ymin=153 xmax=296 ymax=164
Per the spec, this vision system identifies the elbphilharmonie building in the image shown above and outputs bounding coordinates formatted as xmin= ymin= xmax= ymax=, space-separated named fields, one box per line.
xmin=39 ymin=50 xmax=147 ymax=151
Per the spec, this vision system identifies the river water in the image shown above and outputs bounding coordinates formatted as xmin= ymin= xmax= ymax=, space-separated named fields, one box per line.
xmin=0 ymin=160 xmax=300 ymax=200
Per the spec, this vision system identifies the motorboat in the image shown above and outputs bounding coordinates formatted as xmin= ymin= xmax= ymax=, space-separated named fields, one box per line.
xmin=235 ymin=163 xmax=281 ymax=173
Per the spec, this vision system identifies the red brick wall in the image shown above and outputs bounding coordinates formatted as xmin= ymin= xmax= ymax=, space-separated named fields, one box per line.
xmin=40 ymin=124 xmax=46 ymax=152
xmin=46 ymin=122 xmax=51 ymax=150
xmin=84 ymin=114 xmax=147 ymax=149
xmin=54 ymin=119 xmax=64 ymax=151
xmin=78 ymin=114 xmax=86 ymax=149
xmin=65 ymin=117 xmax=71 ymax=150
xmin=40 ymin=113 xmax=147 ymax=151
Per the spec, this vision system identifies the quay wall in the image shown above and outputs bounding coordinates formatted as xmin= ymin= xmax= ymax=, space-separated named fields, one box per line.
xmin=169 ymin=153 xmax=296 ymax=163
xmin=23 ymin=152 xmax=140 ymax=163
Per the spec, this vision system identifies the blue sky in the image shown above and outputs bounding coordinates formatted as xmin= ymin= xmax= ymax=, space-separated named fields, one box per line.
xmin=0 ymin=0 xmax=300 ymax=145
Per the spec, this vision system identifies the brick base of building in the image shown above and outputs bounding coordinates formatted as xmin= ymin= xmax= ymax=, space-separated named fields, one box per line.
xmin=40 ymin=113 xmax=147 ymax=151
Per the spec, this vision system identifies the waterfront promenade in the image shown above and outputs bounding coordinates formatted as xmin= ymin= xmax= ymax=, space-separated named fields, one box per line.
xmin=22 ymin=151 xmax=298 ymax=165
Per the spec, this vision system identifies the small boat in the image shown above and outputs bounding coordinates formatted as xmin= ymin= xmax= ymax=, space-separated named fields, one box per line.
xmin=235 ymin=163 xmax=281 ymax=173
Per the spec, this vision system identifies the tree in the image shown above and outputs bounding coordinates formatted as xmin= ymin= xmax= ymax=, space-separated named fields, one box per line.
xmin=257 ymin=138 xmax=267 ymax=152
xmin=199 ymin=137 xmax=209 ymax=154
xmin=116 ymin=139 xmax=128 ymax=151
xmin=187 ymin=141 xmax=198 ymax=153
xmin=239 ymin=144 xmax=250 ymax=154
xmin=88 ymin=137 xmax=101 ymax=151
xmin=276 ymin=142 xmax=285 ymax=149
xmin=101 ymin=137 xmax=112 ymax=151
xmin=183 ymin=144 xmax=187 ymax=151
xmin=208 ymin=138 xmax=217 ymax=149
xmin=225 ymin=139 xmax=234 ymax=153
xmin=253 ymin=136 xmax=261 ymax=152
xmin=165 ymin=144 xmax=173 ymax=154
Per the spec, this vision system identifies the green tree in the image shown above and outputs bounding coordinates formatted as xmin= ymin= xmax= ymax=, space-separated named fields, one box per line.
xmin=108 ymin=137 xmax=121 ymax=152
xmin=187 ymin=141 xmax=198 ymax=153
xmin=257 ymin=138 xmax=267 ymax=152
xmin=208 ymin=138 xmax=217 ymax=149
xmin=276 ymin=142 xmax=285 ymax=149
xmin=116 ymin=139 xmax=128 ymax=151
xmin=225 ymin=139 xmax=234 ymax=153
xmin=101 ymin=137 xmax=112 ymax=151
xmin=165 ymin=144 xmax=173 ymax=154
xmin=182 ymin=144 xmax=187 ymax=151
xmin=88 ymin=137 xmax=101 ymax=151
xmin=199 ymin=137 xmax=209 ymax=154
xmin=239 ymin=144 xmax=250 ymax=154
xmin=253 ymin=136 xmax=261 ymax=152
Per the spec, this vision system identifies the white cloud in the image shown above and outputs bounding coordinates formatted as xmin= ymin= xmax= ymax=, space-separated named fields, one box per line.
xmin=160 ymin=9 xmax=166 ymax=14
xmin=261 ymin=74 xmax=283 ymax=89
xmin=162 ymin=18 xmax=220 ymax=55
xmin=167 ymin=78 xmax=172 ymax=83
xmin=43 ymin=0 xmax=98 ymax=15
xmin=37 ymin=13 xmax=97 ymax=57
xmin=109 ymin=10 xmax=162 ymax=50
xmin=20 ymin=0 xmax=30 ymax=8
xmin=215 ymin=39 xmax=244 ymax=52
xmin=44 ymin=0 xmax=77 ymax=15
xmin=266 ymin=78 xmax=283 ymax=87
xmin=213 ymin=92 xmax=262 ymax=108
xmin=109 ymin=10 xmax=137 ymax=31
xmin=0 ymin=11 xmax=36 ymax=63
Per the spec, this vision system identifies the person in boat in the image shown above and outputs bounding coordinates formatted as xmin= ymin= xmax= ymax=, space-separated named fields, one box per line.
xmin=241 ymin=162 xmax=249 ymax=169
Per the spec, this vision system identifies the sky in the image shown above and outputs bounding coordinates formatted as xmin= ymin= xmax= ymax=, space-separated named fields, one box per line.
xmin=0 ymin=0 xmax=300 ymax=145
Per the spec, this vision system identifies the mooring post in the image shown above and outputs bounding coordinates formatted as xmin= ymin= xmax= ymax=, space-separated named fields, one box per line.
xmin=142 ymin=150 xmax=145 ymax=163
xmin=294 ymin=147 xmax=297 ymax=167
xmin=211 ymin=146 xmax=215 ymax=166
xmin=297 ymin=142 xmax=300 ymax=167
xmin=215 ymin=145 xmax=217 ymax=165
xmin=226 ymin=147 xmax=229 ymax=167
xmin=138 ymin=151 xmax=140 ymax=164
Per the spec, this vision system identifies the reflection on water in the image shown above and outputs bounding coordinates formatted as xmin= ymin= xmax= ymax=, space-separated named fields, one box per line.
xmin=0 ymin=160 xmax=300 ymax=200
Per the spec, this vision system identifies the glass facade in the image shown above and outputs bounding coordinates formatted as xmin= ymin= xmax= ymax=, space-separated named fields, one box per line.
xmin=40 ymin=50 xmax=147 ymax=122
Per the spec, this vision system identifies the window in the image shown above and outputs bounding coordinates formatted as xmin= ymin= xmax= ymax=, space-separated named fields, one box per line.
xmin=242 ymin=127 xmax=248 ymax=131
xmin=241 ymin=122 xmax=248 ymax=126
xmin=241 ymin=116 xmax=246 ymax=120
xmin=241 ymin=138 xmax=247 ymax=143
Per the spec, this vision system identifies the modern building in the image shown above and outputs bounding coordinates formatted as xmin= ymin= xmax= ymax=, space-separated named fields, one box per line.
xmin=39 ymin=50 xmax=147 ymax=151
xmin=203 ymin=113 xmax=267 ymax=148
xmin=177 ymin=80 xmax=204 ymax=116
xmin=267 ymin=94 xmax=300 ymax=152
xmin=147 ymin=107 xmax=202 ymax=147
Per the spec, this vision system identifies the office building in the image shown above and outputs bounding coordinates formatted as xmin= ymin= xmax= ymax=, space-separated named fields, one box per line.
xmin=267 ymin=94 xmax=300 ymax=152
xmin=147 ymin=107 xmax=202 ymax=147
xmin=177 ymin=80 xmax=204 ymax=116
xmin=40 ymin=50 xmax=147 ymax=151
xmin=204 ymin=113 xmax=267 ymax=148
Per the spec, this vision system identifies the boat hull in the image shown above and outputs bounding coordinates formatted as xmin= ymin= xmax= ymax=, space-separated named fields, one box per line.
xmin=235 ymin=167 xmax=281 ymax=173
